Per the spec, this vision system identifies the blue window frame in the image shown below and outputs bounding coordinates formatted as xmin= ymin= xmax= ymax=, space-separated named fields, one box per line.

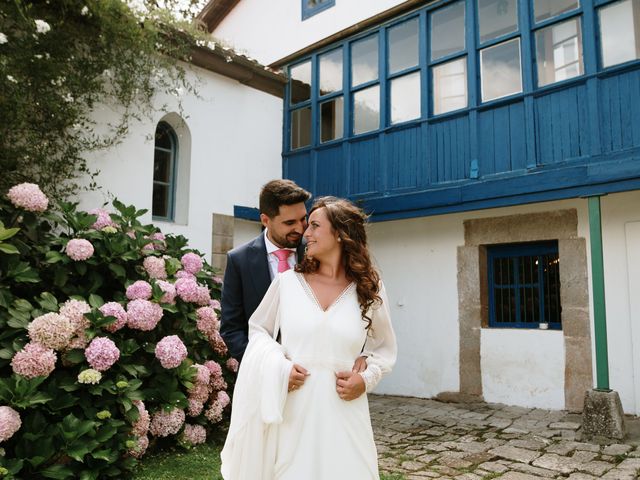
xmin=284 ymin=0 xmax=640 ymax=152
xmin=152 ymin=122 xmax=178 ymax=221
xmin=487 ymin=241 xmax=562 ymax=329
xmin=302 ymin=0 xmax=335 ymax=20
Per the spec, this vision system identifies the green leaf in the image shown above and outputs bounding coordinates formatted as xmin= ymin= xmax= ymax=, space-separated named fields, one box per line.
xmin=66 ymin=443 xmax=90 ymax=462
xmin=88 ymin=294 xmax=104 ymax=308
xmin=63 ymin=349 xmax=85 ymax=365
xmin=40 ymin=464 xmax=74 ymax=479
xmin=0 ymin=348 xmax=14 ymax=359
xmin=0 ymin=243 xmax=19 ymax=254
xmin=108 ymin=263 xmax=126 ymax=279
xmin=0 ymin=226 xmax=20 ymax=241
xmin=76 ymin=262 xmax=87 ymax=275
xmin=38 ymin=292 xmax=59 ymax=312
xmin=54 ymin=267 xmax=69 ymax=287
xmin=45 ymin=250 xmax=64 ymax=263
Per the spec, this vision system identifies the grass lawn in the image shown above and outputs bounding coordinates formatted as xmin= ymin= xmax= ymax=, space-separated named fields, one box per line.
xmin=133 ymin=442 xmax=406 ymax=479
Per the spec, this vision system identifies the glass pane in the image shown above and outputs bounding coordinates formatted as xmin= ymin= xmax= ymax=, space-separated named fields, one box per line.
xmin=153 ymin=150 xmax=172 ymax=182
xmin=291 ymin=107 xmax=311 ymax=149
xmin=390 ymin=72 xmax=421 ymax=124
xmin=388 ymin=18 xmax=419 ymax=74
xmin=155 ymin=124 xmax=173 ymax=150
xmin=320 ymin=97 xmax=344 ymax=143
xmin=542 ymin=254 xmax=561 ymax=324
xmin=152 ymin=183 xmax=169 ymax=218
xmin=536 ymin=17 xmax=583 ymax=86
xmin=433 ymin=57 xmax=468 ymax=115
xmin=519 ymin=285 xmax=540 ymax=323
xmin=494 ymin=287 xmax=516 ymax=323
xmin=478 ymin=0 xmax=518 ymax=43
xmin=353 ymin=85 xmax=380 ymax=134
xmin=480 ymin=38 xmax=522 ymax=102
xmin=534 ymin=0 xmax=579 ymax=23
xmin=519 ymin=256 xmax=539 ymax=284
xmin=290 ymin=61 xmax=312 ymax=104
xmin=319 ymin=48 xmax=343 ymax=96
xmin=351 ymin=35 xmax=378 ymax=86
xmin=493 ymin=257 xmax=514 ymax=285
xmin=600 ymin=0 xmax=640 ymax=68
xmin=431 ymin=1 xmax=466 ymax=60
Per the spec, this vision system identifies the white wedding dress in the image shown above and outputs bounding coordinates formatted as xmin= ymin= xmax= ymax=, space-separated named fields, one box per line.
xmin=221 ymin=270 xmax=397 ymax=480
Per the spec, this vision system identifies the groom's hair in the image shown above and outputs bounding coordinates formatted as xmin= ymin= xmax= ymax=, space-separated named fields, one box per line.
xmin=259 ymin=179 xmax=311 ymax=218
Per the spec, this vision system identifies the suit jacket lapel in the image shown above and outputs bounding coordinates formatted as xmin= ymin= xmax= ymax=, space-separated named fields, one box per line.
xmin=248 ymin=234 xmax=271 ymax=298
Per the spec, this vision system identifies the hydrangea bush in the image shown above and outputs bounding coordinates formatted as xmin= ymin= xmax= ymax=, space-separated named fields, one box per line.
xmin=0 ymin=184 xmax=234 ymax=479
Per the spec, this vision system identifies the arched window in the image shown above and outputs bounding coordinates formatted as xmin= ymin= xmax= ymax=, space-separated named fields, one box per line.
xmin=152 ymin=121 xmax=178 ymax=220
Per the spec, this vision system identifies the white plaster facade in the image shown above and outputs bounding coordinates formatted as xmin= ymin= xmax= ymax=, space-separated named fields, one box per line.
xmin=367 ymin=191 xmax=640 ymax=414
xmin=79 ymin=62 xmax=283 ymax=257
xmin=212 ymin=0 xmax=408 ymax=65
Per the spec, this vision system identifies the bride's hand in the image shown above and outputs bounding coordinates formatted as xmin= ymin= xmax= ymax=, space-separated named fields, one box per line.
xmin=351 ymin=356 xmax=367 ymax=373
xmin=335 ymin=371 xmax=365 ymax=401
xmin=288 ymin=364 xmax=308 ymax=392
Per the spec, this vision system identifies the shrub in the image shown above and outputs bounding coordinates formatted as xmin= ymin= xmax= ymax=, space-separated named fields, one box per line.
xmin=0 ymin=183 xmax=233 ymax=479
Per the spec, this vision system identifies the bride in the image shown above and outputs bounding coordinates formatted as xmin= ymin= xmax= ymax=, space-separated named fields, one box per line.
xmin=221 ymin=196 xmax=397 ymax=480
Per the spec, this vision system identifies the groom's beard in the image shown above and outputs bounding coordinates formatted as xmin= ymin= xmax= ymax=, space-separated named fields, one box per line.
xmin=272 ymin=231 xmax=303 ymax=249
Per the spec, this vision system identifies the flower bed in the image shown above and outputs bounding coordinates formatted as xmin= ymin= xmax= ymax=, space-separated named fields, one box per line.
xmin=0 ymin=184 xmax=234 ymax=479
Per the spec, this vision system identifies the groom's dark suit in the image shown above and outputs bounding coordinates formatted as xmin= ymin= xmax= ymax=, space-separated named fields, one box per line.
xmin=220 ymin=232 xmax=304 ymax=361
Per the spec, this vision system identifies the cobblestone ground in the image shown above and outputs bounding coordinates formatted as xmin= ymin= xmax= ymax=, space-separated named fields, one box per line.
xmin=370 ymin=395 xmax=640 ymax=480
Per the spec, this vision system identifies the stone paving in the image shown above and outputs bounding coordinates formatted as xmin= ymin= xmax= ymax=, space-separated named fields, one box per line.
xmin=369 ymin=395 xmax=640 ymax=480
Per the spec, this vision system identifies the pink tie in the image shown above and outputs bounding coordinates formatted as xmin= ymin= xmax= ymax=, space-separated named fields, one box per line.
xmin=273 ymin=249 xmax=292 ymax=273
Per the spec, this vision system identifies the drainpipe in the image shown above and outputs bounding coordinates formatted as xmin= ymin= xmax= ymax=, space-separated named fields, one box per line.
xmin=587 ymin=195 xmax=609 ymax=390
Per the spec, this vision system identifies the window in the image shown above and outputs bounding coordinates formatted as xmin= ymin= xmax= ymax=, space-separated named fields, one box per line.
xmin=487 ymin=242 xmax=562 ymax=329
xmin=480 ymin=38 xmax=522 ymax=101
xmin=477 ymin=0 xmax=518 ymax=43
xmin=599 ymin=0 xmax=640 ymax=68
xmin=319 ymin=48 xmax=344 ymax=143
xmin=351 ymin=35 xmax=380 ymax=134
xmin=534 ymin=0 xmax=579 ymax=23
xmin=535 ymin=17 xmax=584 ymax=86
xmin=152 ymin=122 xmax=178 ymax=220
xmin=431 ymin=3 xmax=468 ymax=114
xmin=302 ymin=0 xmax=335 ymax=20
xmin=289 ymin=60 xmax=312 ymax=149
xmin=388 ymin=18 xmax=421 ymax=124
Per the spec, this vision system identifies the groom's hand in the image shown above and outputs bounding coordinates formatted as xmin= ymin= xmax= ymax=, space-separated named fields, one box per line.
xmin=288 ymin=364 xmax=308 ymax=392
xmin=335 ymin=371 xmax=365 ymax=401
xmin=351 ymin=355 xmax=368 ymax=373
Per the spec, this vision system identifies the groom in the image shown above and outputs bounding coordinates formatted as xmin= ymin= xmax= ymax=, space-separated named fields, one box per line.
xmin=220 ymin=179 xmax=311 ymax=362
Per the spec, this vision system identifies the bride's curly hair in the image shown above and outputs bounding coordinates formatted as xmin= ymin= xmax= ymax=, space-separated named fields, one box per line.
xmin=295 ymin=196 xmax=381 ymax=328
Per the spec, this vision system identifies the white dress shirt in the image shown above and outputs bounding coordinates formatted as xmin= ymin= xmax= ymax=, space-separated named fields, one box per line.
xmin=264 ymin=229 xmax=297 ymax=280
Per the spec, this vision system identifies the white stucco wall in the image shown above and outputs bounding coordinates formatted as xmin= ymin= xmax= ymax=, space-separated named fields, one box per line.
xmin=367 ymin=194 xmax=640 ymax=414
xmin=212 ymin=0 xmax=408 ymax=65
xmin=78 ymin=62 xmax=283 ymax=258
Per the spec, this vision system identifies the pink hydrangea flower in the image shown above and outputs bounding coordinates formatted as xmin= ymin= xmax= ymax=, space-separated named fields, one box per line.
xmin=187 ymin=399 xmax=204 ymax=417
xmin=27 ymin=313 xmax=74 ymax=350
xmin=188 ymin=383 xmax=210 ymax=404
xmin=155 ymin=280 xmax=176 ymax=304
xmin=143 ymin=256 xmax=167 ymax=280
xmin=226 ymin=357 xmax=239 ymax=373
xmin=181 ymin=253 xmax=203 ymax=274
xmin=210 ymin=299 xmax=221 ymax=310
xmin=182 ymin=424 xmax=206 ymax=446
xmin=175 ymin=270 xmax=195 ymax=280
xmin=66 ymin=239 xmax=94 ymax=261
xmin=88 ymin=208 xmax=115 ymax=230
xmin=155 ymin=335 xmax=187 ymax=369
xmin=7 ymin=183 xmax=48 ymax=212
xmin=149 ymin=408 xmax=185 ymax=437
xmin=0 ymin=406 xmax=22 ymax=442
xmin=143 ymin=232 xmax=166 ymax=252
xmin=99 ymin=302 xmax=128 ymax=332
xmin=126 ymin=280 xmax=153 ymax=300
xmin=127 ymin=299 xmax=163 ymax=331
xmin=175 ymin=278 xmax=200 ymax=303
xmin=59 ymin=299 xmax=90 ymax=327
xmin=204 ymin=360 xmax=227 ymax=391
xmin=195 ymin=286 xmax=211 ymax=306
xmin=204 ymin=402 xmax=224 ymax=424
xmin=132 ymin=400 xmax=150 ymax=437
xmin=128 ymin=435 xmax=149 ymax=458
xmin=210 ymin=331 xmax=228 ymax=357
xmin=216 ymin=390 xmax=231 ymax=409
xmin=84 ymin=337 xmax=120 ymax=371
xmin=11 ymin=342 xmax=56 ymax=378
xmin=212 ymin=276 xmax=223 ymax=284
xmin=194 ymin=364 xmax=211 ymax=385
xmin=204 ymin=360 xmax=222 ymax=377
xmin=195 ymin=307 xmax=218 ymax=337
